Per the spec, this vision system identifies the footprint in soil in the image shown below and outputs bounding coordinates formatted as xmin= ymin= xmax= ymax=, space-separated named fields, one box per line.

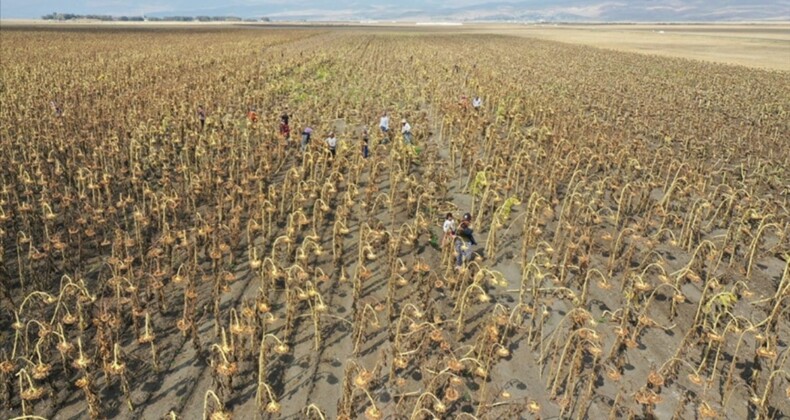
xmin=326 ymin=373 xmax=339 ymax=385
xmin=624 ymin=363 xmax=635 ymax=371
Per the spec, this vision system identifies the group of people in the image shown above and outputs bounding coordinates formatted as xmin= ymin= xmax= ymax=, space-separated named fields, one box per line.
xmin=443 ymin=212 xmax=478 ymax=268
xmin=378 ymin=112 xmax=413 ymax=145
xmin=459 ymin=95 xmax=483 ymax=112
xmin=207 ymin=106 xmax=415 ymax=159
xmin=197 ymin=105 xmax=479 ymax=267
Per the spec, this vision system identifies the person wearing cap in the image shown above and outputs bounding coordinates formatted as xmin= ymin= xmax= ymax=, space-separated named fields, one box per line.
xmin=325 ymin=132 xmax=338 ymax=159
xmin=401 ymin=119 xmax=413 ymax=145
xmin=301 ymin=126 xmax=313 ymax=152
xmin=454 ymin=212 xmax=477 ymax=268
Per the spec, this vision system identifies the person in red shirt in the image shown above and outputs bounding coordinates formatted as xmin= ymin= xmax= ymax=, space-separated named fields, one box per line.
xmin=247 ymin=108 xmax=258 ymax=123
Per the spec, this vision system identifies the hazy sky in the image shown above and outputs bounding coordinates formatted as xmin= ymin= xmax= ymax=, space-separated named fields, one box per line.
xmin=4 ymin=0 xmax=412 ymax=18
xmin=1 ymin=0 xmax=788 ymax=20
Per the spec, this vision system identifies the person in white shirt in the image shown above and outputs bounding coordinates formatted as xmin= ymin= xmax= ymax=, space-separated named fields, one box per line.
xmin=401 ymin=119 xmax=413 ymax=145
xmin=442 ymin=213 xmax=456 ymax=247
xmin=472 ymin=96 xmax=482 ymax=111
xmin=325 ymin=132 xmax=338 ymax=159
xmin=379 ymin=112 xmax=389 ymax=133
xmin=379 ymin=112 xmax=390 ymax=144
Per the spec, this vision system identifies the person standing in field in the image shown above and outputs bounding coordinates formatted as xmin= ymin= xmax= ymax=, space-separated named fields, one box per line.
xmin=197 ymin=105 xmax=206 ymax=129
xmin=472 ymin=96 xmax=482 ymax=112
xmin=301 ymin=126 xmax=313 ymax=152
xmin=279 ymin=106 xmax=291 ymax=141
xmin=325 ymin=131 xmax=338 ymax=159
xmin=51 ymin=100 xmax=63 ymax=117
xmin=361 ymin=129 xmax=370 ymax=158
xmin=379 ymin=112 xmax=390 ymax=143
xmin=280 ymin=106 xmax=290 ymax=126
xmin=401 ymin=119 xmax=413 ymax=145
xmin=454 ymin=212 xmax=477 ymax=268
xmin=442 ymin=213 xmax=456 ymax=247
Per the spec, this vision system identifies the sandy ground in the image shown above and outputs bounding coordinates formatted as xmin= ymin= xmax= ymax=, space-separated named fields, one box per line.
xmin=472 ymin=24 xmax=790 ymax=71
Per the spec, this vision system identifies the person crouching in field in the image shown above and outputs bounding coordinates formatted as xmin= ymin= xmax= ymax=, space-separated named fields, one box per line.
xmin=454 ymin=212 xmax=477 ymax=269
xmin=301 ymin=127 xmax=313 ymax=152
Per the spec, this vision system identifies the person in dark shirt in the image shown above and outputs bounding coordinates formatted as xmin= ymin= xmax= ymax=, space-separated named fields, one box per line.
xmin=454 ymin=212 xmax=477 ymax=268
xmin=280 ymin=106 xmax=290 ymax=125
xmin=197 ymin=105 xmax=206 ymax=129
xmin=361 ymin=129 xmax=370 ymax=158
xmin=301 ymin=127 xmax=313 ymax=152
xmin=279 ymin=106 xmax=290 ymax=141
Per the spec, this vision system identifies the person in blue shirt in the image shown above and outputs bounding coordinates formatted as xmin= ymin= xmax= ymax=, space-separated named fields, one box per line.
xmin=454 ymin=212 xmax=477 ymax=268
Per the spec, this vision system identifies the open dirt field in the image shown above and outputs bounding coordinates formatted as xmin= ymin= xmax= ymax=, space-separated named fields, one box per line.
xmin=473 ymin=23 xmax=790 ymax=72
xmin=0 ymin=24 xmax=788 ymax=420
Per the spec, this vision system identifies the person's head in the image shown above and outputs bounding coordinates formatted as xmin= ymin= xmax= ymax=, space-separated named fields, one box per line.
xmin=446 ymin=212 xmax=453 ymax=220
xmin=401 ymin=119 xmax=407 ymax=124
xmin=463 ymin=212 xmax=472 ymax=222
xmin=329 ymin=131 xmax=335 ymax=137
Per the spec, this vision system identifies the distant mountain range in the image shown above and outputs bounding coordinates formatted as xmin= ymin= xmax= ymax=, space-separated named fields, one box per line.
xmin=3 ymin=0 xmax=789 ymax=22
